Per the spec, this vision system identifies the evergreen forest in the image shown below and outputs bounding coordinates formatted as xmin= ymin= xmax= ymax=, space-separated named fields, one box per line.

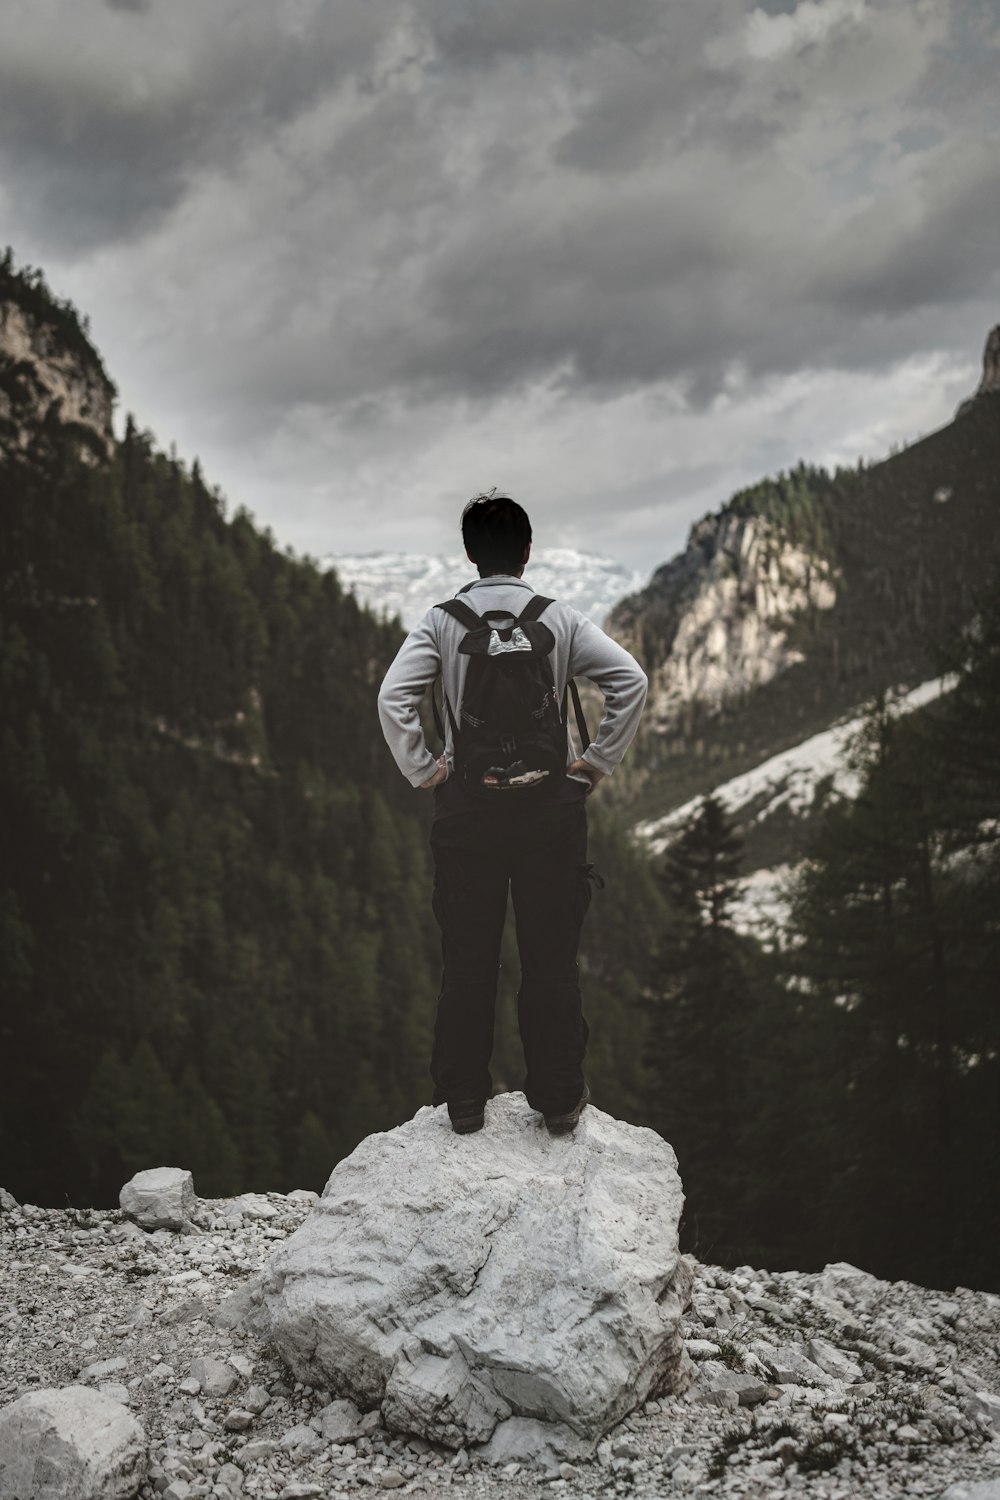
xmin=646 ymin=583 xmax=1000 ymax=1293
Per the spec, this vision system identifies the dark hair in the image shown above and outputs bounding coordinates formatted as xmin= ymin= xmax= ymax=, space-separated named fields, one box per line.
xmin=461 ymin=492 xmax=532 ymax=576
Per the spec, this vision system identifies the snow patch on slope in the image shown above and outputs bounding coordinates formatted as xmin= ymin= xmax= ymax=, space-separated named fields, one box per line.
xmin=634 ymin=675 xmax=954 ymax=857
xmin=727 ymin=862 xmax=801 ymax=943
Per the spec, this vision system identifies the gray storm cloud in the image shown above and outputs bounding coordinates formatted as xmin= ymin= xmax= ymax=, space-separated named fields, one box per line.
xmin=0 ymin=0 xmax=996 ymax=565
xmin=2 ymin=0 xmax=996 ymax=398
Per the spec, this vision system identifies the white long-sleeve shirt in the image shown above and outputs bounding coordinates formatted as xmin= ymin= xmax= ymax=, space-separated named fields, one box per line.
xmin=376 ymin=573 xmax=648 ymax=791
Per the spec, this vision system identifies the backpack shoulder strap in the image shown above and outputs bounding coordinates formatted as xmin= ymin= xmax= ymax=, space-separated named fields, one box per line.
xmin=516 ymin=594 xmax=555 ymax=624
xmin=430 ymin=599 xmax=481 ymax=746
xmin=433 ymin=598 xmax=483 ymax=632
xmin=562 ymin=678 xmax=592 ymax=751
xmin=430 ymin=680 xmax=445 ymax=743
xmin=429 ymin=679 xmax=459 ymax=746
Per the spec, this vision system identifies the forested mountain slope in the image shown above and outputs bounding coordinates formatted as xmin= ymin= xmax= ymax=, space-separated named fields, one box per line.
xmin=608 ymin=336 xmax=1000 ymax=834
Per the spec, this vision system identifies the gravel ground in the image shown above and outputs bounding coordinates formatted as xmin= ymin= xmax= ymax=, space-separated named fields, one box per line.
xmin=2 ymin=1185 xmax=999 ymax=1500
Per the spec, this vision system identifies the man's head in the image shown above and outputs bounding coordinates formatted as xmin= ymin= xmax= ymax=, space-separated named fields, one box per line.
xmin=461 ymin=492 xmax=532 ymax=577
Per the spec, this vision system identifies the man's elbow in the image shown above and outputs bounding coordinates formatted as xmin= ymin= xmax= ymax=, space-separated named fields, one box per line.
xmin=376 ymin=679 xmax=397 ymax=734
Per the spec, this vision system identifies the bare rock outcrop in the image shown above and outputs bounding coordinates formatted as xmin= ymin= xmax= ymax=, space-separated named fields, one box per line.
xmin=259 ymin=1093 xmax=692 ymax=1463
xmin=955 ymin=323 xmax=1000 ymax=418
xmin=610 ymin=507 xmax=838 ymax=728
xmin=0 ymin=298 xmax=115 ymax=464
xmin=975 ymin=325 xmax=1000 ymax=399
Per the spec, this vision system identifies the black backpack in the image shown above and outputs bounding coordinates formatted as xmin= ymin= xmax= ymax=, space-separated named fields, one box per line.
xmin=431 ymin=593 xmax=591 ymax=798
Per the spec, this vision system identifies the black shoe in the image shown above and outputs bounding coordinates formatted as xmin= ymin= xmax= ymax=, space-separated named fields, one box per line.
xmin=544 ymin=1084 xmax=591 ymax=1135
xmin=448 ymin=1099 xmax=486 ymax=1134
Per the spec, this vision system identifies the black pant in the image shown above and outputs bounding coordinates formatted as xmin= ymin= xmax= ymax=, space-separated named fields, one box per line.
xmin=429 ymin=799 xmax=593 ymax=1115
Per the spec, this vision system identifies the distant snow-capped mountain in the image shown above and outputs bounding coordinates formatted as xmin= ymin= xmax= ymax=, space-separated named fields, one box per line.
xmin=324 ymin=549 xmax=646 ymax=629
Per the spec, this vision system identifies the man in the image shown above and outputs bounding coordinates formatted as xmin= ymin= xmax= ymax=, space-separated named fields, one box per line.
xmin=376 ymin=494 xmax=648 ymax=1135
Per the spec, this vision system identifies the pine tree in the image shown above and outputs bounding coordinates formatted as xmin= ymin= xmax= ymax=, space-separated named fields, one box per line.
xmin=783 ymin=691 xmax=970 ymax=1283
xmin=647 ymin=794 xmax=749 ymax=1262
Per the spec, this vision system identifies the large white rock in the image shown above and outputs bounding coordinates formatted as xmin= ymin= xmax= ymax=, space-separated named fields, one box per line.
xmin=119 ymin=1167 xmax=195 ymax=1232
xmin=259 ymin=1093 xmax=692 ymax=1461
xmin=0 ymin=1385 xmax=146 ymax=1500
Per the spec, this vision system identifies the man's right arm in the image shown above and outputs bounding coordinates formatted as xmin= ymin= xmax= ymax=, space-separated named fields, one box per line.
xmin=566 ymin=613 xmax=649 ymax=780
xmin=376 ymin=611 xmax=444 ymax=788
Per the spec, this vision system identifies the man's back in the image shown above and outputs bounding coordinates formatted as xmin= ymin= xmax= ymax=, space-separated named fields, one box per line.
xmin=377 ymin=571 xmax=648 ymax=812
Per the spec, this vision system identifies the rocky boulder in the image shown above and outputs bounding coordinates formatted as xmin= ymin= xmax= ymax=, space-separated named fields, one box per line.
xmin=0 ymin=1385 xmax=146 ymax=1500
xmin=119 ymin=1167 xmax=196 ymax=1232
xmin=259 ymin=1093 xmax=692 ymax=1463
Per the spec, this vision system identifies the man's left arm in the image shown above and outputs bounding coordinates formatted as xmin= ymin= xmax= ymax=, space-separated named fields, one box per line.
xmin=377 ymin=612 xmax=446 ymax=788
xmin=566 ymin=613 xmax=648 ymax=790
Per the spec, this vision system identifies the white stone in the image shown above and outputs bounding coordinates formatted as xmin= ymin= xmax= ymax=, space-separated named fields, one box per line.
xmin=685 ymin=1339 xmax=721 ymax=1359
xmin=223 ymin=1410 xmax=254 ymax=1432
xmin=239 ymin=1440 xmax=277 ymax=1462
xmin=318 ymin=1399 xmax=366 ymax=1443
xmin=804 ymin=1338 xmax=864 ymax=1383
xmin=79 ymin=1356 xmax=127 ymax=1381
xmin=188 ymin=1357 xmax=238 ymax=1398
xmin=0 ymin=1384 xmax=146 ymax=1500
xmin=96 ymin=1384 xmax=131 ymax=1405
xmin=693 ymin=1362 xmax=772 ymax=1407
xmin=278 ymin=1423 xmax=322 ymax=1453
xmin=481 ymin=1416 xmax=592 ymax=1466
xmin=236 ymin=1194 xmax=279 ymax=1220
xmin=120 ymin=1168 xmax=196 ymax=1232
xmin=965 ymin=1390 xmax=1000 ymax=1434
xmin=260 ymin=1094 xmax=691 ymax=1461
xmin=765 ymin=1344 xmax=838 ymax=1387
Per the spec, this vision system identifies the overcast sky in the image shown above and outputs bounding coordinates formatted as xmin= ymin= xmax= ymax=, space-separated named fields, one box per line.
xmin=2 ymin=0 xmax=997 ymax=574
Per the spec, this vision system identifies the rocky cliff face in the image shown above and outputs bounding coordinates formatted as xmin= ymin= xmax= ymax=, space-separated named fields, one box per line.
xmin=955 ymin=322 xmax=1000 ymax=417
xmin=974 ymin=324 xmax=1000 ymax=398
xmin=610 ymin=508 xmax=837 ymax=730
xmin=0 ymin=298 xmax=115 ymax=463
